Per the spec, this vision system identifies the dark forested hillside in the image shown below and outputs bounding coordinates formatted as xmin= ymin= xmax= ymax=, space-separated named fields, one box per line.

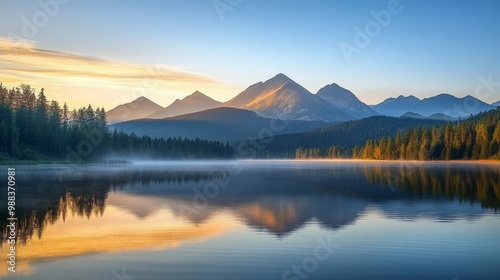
xmin=0 ymin=83 xmax=233 ymax=161
xmin=257 ymin=116 xmax=445 ymax=158
xmin=112 ymin=107 xmax=334 ymax=142
xmin=353 ymin=108 xmax=500 ymax=160
xmin=286 ymin=108 xmax=500 ymax=160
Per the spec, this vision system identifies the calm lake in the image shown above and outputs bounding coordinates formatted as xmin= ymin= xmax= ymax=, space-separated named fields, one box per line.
xmin=1 ymin=160 xmax=500 ymax=280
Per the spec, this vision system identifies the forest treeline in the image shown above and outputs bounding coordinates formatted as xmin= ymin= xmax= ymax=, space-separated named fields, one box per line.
xmin=295 ymin=108 xmax=500 ymax=160
xmin=257 ymin=116 xmax=445 ymax=158
xmin=0 ymin=83 xmax=234 ymax=161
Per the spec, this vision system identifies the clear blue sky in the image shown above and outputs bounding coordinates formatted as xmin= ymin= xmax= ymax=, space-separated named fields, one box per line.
xmin=1 ymin=0 xmax=500 ymax=108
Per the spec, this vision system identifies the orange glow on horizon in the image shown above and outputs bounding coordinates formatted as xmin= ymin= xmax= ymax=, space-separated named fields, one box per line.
xmin=0 ymin=37 xmax=241 ymax=110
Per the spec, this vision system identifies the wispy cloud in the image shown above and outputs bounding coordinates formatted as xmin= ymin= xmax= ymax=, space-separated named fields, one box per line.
xmin=0 ymin=37 xmax=237 ymax=108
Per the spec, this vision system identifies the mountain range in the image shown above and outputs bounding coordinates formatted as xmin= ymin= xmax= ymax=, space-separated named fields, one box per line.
xmin=107 ymin=73 xmax=496 ymax=125
xmin=107 ymin=73 xmax=378 ymax=123
xmin=372 ymin=94 xmax=494 ymax=118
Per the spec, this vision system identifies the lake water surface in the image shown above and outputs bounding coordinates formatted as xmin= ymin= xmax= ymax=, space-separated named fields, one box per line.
xmin=1 ymin=160 xmax=500 ymax=280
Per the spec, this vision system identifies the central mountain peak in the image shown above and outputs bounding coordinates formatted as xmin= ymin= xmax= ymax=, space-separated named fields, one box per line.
xmin=223 ymin=73 xmax=299 ymax=109
xmin=224 ymin=73 xmax=354 ymax=121
xmin=271 ymin=73 xmax=293 ymax=82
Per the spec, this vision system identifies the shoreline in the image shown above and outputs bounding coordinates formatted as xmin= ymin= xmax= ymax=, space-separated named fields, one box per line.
xmin=2 ymin=158 xmax=500 ymax=166
xmin=239 ymin=159 xmax=500 ymax=165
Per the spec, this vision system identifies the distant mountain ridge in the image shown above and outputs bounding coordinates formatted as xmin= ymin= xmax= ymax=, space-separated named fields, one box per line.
xmin=373 ymin=94 xmax=494 ymax=118
xmin=112 ymin=107 xmax=333 ymax=142
xmin=106 ymin=96 xmax=163 ymax=124
xmin=400 ymin=112 xmax=427 ymax=119
xmin=148 ymin=91 xmax=222 ymax=119
xmin=400 ymin=112 xmax=457 ymax=121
